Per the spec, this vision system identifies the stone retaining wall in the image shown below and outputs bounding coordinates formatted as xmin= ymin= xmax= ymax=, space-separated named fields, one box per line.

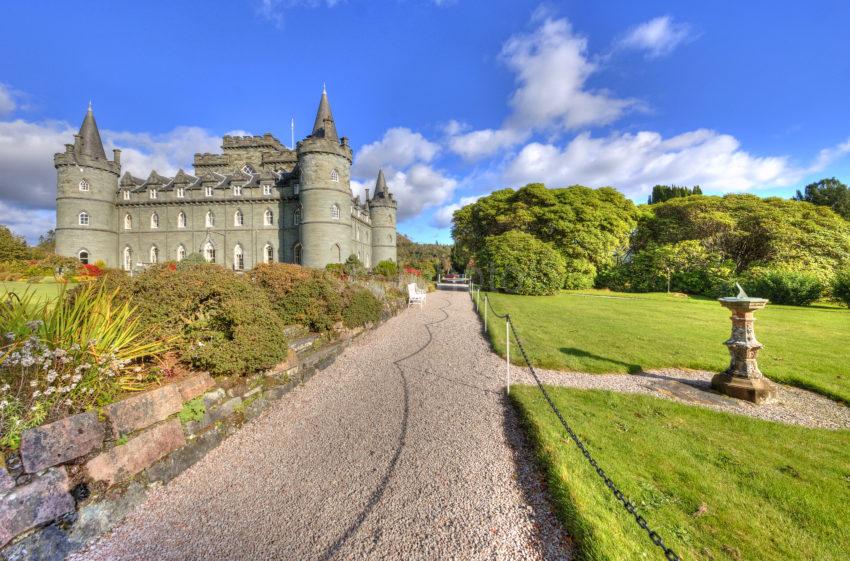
xmin=0 ymin=326 xmax=366 ymax=561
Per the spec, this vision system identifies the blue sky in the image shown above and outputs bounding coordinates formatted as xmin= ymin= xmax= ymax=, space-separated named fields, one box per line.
xmin=1 ymin=0 xmax=849 ymax=243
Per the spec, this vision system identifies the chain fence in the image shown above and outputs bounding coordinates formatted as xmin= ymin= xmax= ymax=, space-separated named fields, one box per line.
xmin=468 ymin=282 xmax=682 ymax=561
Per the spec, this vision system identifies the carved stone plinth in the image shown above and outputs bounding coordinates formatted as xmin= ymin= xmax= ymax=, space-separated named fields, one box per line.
xmin=711 ymin=296 xmax=777 ymax=404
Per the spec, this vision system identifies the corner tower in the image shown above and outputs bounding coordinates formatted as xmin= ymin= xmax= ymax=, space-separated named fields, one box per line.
xmin=369 ymin=169 xmax=397 ymax=264
xmin=296 ymin=87 xmax=353 ymax=267
xmin=54 ymin=104 xmax=121 ymax=267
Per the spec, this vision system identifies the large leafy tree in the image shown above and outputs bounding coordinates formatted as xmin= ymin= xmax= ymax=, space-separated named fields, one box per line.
xmin=0 ymin=225 xmax=30 ymax=261
xmin=452 ymin=183 xmax=638 ymax=288
xmin=793 ymin=177 xmax=850 ymax=221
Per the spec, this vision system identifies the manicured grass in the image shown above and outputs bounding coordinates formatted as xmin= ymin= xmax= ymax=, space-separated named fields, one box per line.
xmin=510 ymin=386 xmax=850 ymax=561
xmin=0 ymin=280 xmax=71 ymax=303
xmin=476 ymin=289 xmax=850 ymax=403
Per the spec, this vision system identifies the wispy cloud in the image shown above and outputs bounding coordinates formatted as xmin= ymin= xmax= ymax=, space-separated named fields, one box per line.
xmin=616 ymin=16 xmax=695 ymax=58
xmin=256 ymin=0 xmax=344 ymax=28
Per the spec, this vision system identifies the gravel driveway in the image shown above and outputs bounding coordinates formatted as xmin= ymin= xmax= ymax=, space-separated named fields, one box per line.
xmin=70 ymin=291 xmax=573 ymax=561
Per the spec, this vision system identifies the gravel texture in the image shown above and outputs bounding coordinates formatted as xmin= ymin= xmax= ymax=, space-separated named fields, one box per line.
xmin=70 ymin=291 xmax=573 ymax=561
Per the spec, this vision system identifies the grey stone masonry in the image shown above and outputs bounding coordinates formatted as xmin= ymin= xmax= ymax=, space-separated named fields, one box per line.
xmin=54 ymin=89 xmax=397 ymax=271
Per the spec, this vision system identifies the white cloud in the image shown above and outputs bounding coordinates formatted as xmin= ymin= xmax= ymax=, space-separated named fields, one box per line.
xmin=103 ymin=127 xmax=222 ymax=178
xmin=256 ymin=0 xmax=343 ymax=28
xmin=448 ymin=128 xmax=528 ymax=161
xmin=432 ymin=195 xmax=483 ymax=228
xmin=0 ymin=202 xmax=55 ymax=244
xmin=0 ymin=84 xmax=16 ymax=116
xmin=617 ymin=16 xmax=693 ymax=58
xmin=352 ymin=127 xmax=440 ymax=178
xmin=385 ymin=165 xmax=458 ymax=221
xmin=503 ymin=129 xmax=809 ymax=198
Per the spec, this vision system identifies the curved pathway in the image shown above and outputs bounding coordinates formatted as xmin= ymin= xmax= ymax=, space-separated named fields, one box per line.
xmin=71 ymin=291 xmax=572 ymax=561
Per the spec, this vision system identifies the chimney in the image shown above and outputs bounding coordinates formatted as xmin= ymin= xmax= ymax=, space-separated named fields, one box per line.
xmin=113 ymin=148 xmax=122 ymax=165
xmin=365 ymin=188 xmax=370 ymax=201
xmin=73 ymin=134 xmax=82 ymax=153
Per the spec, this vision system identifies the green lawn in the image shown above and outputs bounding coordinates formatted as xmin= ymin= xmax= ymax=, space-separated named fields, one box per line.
xmin=511 ymin=386 xmax=850 ymax=561
xmin=0 ymin=280 xmax=71 ymax=303
xmin=477 ymin=289 xmax=850 ymax=403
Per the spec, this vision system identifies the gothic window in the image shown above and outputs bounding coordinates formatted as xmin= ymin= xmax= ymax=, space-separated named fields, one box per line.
xmin=233 ymin=244 xmax=244 ymax=271
xmin=150 ymin=246 xmax=159 ymax=264
xmin=263 ymin=184 xmax=272 ymax=196
xmin=242 ymin=164 xmax=255 ymax=175
xmin=330 ymin=169 xmax=339 ymax=182
xmin=178 ymin=211 xmax=187 ymax=228
xmin=330 ymin=204 xmax=340 ymax=220
xmin=176 ymin=244 xmax=186 ymax=262
xmin=293 ymin=208 xmax=301 ymax=226
xmin=149 ymin=189 xmax=157 ymax=200
xmin=79 ymin=179 xmax=89 ymax=192
xmin=177 ymin=187 xmax=185 ymax=198
xmin=124 ymin=214 xmax=132 ymax=230
xmin=123 ymin=247 xmax=133 ymax=271
xmin=205 ymin=186 xmax=213 ymax=197
xmin=78 ymin=250 xmax=89 ymax=264
xmin=150 ymin=212 xmax=159 ymax=229
xmin=203 ymin=241 xmax=216 ymax=263
xmin=292 ymin=244 xmax=301 ymax=265
xmin=78 ymin=212 xmax=89 ymax=226
xmin=264 ymin=209 xmax=274 ymax=226
xmin=206 ymin=211 xmax=215 ymax=228
xmin=264 ymin=243 xmax=274 ymax=264
xmin=234 ymin=209 xmax=244 ymax=226
xmin=123 ymin=190 xmax=130 ymax=200
xmin=233 ymin=185 xmax=242 ymax=196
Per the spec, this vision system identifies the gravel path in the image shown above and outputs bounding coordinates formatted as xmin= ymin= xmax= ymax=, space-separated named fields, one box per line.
xmin=70 ymin=291 xmax=573 ymax=561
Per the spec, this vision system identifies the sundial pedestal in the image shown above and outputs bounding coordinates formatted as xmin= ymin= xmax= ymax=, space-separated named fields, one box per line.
xmin=712 ymin=296 xmax=777 ymax=404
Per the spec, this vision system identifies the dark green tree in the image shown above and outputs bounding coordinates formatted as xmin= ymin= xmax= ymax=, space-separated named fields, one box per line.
xmin=0 ymin=225 xmax=30 ymax=261
xmin=793 ymin=177 xmax=850 ymax=220
xmin=647 ymin=184 xmax=703 ymax=204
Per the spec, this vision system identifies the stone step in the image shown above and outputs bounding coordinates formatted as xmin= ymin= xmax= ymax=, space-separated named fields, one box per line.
xmin=282 ymin=325 xmax=309 ymax=340
xmin=289 ymin=334 xmax=321 ymax=354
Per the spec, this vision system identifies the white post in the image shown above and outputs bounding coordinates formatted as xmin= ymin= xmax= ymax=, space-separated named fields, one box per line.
xmin=484 ymin=296 xmax=488 ymax=332
xmin=506 ymin=317 xmax=510 ymax=394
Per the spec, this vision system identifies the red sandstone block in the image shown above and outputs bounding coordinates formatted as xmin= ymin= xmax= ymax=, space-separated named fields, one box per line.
xmin=105 ymin=384 xmax=183 ymax=435
xmin=175 ymin=373 xmax=216 ymax=402
xmin=85 ymin=420 xmax=186 ymax=486
xmin=20 ymin=412 xmax=105 ymax=473
xmin=0 ymin=467 xmax=75 ymax=547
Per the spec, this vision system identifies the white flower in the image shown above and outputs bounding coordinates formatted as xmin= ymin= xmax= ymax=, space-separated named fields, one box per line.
xmin=31 ymin=390 xmax=41 ymax=398
xmin=0 ymin=400 xmax=8 ymax=408
xmin=44 ymin=387 xmax=54 ymax=395
xmin=29 ymin=380 xmax=37 ymax=387
xmin=71 ymin=374 xmax=82 ymax=384
xmin=132 ymin=366 xmax=142 ymax=373
xmin=46 ymin=371 xmax=58 ymax=383
xmin=1 ymin=384 xmax=10 ymax=392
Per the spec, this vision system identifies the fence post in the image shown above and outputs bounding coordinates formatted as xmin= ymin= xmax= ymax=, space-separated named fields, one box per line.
xmin=484 ymin=296 xmax=488 ymax=332
xmin=506 ymin=316 xmax=511 ymax=394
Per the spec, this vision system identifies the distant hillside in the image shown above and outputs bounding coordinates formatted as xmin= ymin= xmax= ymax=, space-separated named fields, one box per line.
xmin=397 ymin=234 xmax=453 ymax=279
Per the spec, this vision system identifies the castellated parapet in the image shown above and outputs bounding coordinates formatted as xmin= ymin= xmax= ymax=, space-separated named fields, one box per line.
xmin=53 ymin=90 xmax=397 ymax=272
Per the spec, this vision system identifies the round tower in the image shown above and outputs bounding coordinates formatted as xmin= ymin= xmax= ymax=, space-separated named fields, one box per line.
xmin=54 ymin=104 xmax=120 ymax=267
xmin=296 ymin=87 xmax=353 ymax=268
xmin=369 ymin=169 xmax=398 ymax=264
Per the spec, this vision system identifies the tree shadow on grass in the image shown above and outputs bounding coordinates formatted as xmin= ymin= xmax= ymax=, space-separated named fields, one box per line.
xmin=559 ymin=347 xmax=642 ymax=374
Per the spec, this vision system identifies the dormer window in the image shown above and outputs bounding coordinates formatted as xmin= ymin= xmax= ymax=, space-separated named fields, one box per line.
xmin=149 ymin=189 xmax=157 ymax=200
xmin=242 ymin=164 xmax=255 ymax=175
xmin=176 ymin=187 xmax=185 ymax=198
xmin=263 ymin=185 xmax=272 ymax=196
xmin=330 ymin=169 xmax=339 ymax=182
xmin=123 ymin=190 xmax=130 ymax=200
xmin=233 ymin=185 xmax=242 ymax=196
xmin=79 ymin=179 xmax=89 ymax=192
xmin=205 ymin=186 xmax=213 ymax=197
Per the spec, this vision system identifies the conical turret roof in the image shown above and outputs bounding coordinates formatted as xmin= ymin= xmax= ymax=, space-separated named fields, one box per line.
xmin=77 ymin=102 xmax=107 ymax=160
xmin=373 ymin=169 xmax=390 ymax=199
xmin=310 ymin=85 xmax=339 ymax=143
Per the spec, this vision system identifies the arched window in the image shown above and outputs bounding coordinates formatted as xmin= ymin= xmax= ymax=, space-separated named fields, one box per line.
xmin=150 ymin=212 xmax=159 ymax=229
xmin=123 ymin=247 xmax=133 ymax=271
xmin=176 ymin=244 xmax=186 ymax=262
xmin=330 ymin=169 xmax=339 ymax=182
xmin=203 ymin=241 xmax=215 ymax=263
xmin=78 ymin=250 xmax=89 ymax=264
xmin=150 ymin=246 xmax=159 ymax=264
xmin=206 ymin=211 xmax=215 ymax=228
xmin=293 ymin=208 xmax=301 ymax=226
xmin=233 ymin=244 xmax=244 ymax=270
xmin=79 ymin=179 xmax=89 ymax=192
xmin=330 ymin=203 xmax=340 ymax=220
xmin=124 ymin=214 xmax=132 ymax=230
xmin=78 ymin=212 xmax=89 ymax=226
xmin=234 ymin=209 xmax=244 ymax=226
xmin=264 ymin=209 xmax=274 ymax=226
xmin=264 ymin=243 xmax=274 ymax=264
xmin=332 ymin=243 xmax=341 ymax=263
xmin=178 ymin=211 xmax=187 ymax=228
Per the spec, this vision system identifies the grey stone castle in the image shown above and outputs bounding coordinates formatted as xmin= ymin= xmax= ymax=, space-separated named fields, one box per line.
xmin=54 ymin=88 xmax=397 ymax=271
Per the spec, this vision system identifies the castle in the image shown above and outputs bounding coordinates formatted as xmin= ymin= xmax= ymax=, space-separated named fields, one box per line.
xmin=54 ymin=88 xmax=397 ymax=271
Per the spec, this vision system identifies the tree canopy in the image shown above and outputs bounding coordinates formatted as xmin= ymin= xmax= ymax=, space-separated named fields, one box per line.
xmin=0 ymin=225 xmax=30 ymax=261
xmin=793 ymin=177 xmax=850 ymax=221
xmin=647 ymin=184 xmax=703 ymax=204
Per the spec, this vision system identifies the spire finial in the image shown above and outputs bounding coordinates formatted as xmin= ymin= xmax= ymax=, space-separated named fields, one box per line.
xmin=88 ymin=100 xmax=92 ymax=112
xmin=322 ymin=82 xmax=326 ymax=95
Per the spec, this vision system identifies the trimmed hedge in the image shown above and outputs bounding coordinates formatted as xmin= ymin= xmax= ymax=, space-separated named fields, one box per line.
xmin=743 ymin=268 xmax=824 ymax=306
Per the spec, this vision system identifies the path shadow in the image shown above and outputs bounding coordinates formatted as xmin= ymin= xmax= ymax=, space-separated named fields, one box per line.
xmin=559 ymin=347 xmax=642 ymax=374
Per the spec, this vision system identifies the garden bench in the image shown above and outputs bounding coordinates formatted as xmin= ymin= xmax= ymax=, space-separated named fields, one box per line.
xmin=407 ymin=282 xmax=426 ymax=308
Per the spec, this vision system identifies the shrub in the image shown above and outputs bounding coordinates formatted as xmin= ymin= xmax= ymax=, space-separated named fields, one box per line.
xmin=325 ymin=263 xmax=346 ymax=277
xmin=476 ymin=231 xmax=566 ymax=295
xmin=252 ymin=263 xmax=343 ymax=332
xmin=100 ymin=264 xmax=288 ymax=376
xmin=743 ymin=268 xmax=824 ymax=306
xmin=177 ymin=252 xmax=208 ymax=269
xmin=373 ymin=260 xmax=398 ymax=278
xmin=344 ymin=254 xmax=366 ymax=278
xmin=342 ymin=287 xmax=382 ymax=328
xmin=832 ymin=268 xmax=850 ymax=307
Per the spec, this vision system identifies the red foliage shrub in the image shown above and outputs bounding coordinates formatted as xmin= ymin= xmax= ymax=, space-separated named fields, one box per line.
xmin=404 ymin=267 xmax=421 ymax=276
xmin=81 ymin=264 xmax=103 ymax=277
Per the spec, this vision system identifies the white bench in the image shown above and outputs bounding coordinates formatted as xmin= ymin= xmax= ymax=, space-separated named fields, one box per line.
xmin=407 ymin=282 xmax=426 ymax=308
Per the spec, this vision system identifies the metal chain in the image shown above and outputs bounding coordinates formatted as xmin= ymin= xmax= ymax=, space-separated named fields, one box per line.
xmin=504 ymin=315 xmax=682 ymax=561
xmin=483 ymin=293 xmax=509 ymax=319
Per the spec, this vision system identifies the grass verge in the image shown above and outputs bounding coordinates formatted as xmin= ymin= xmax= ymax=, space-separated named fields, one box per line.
xmin=477 ymin=289 xmax=850 ymax=403
xmin=510 ymin=385 xmax=850 ymax=561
